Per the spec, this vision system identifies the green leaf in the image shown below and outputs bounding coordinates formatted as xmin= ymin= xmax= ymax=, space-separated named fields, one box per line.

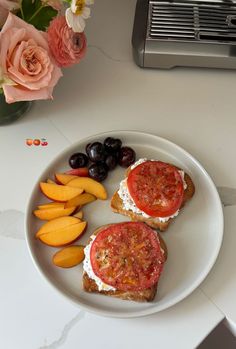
xmin=21 ymin=0 xmax=58 ymax=31
xmin=21 ymin=0 xmax=42 ymax=21
xmin=29 ymin=6 xmax=58 ymax=31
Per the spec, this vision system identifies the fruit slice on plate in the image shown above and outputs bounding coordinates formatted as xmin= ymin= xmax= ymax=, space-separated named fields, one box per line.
xmin=55 ymin=173 xmax=78 ymax=185
xmin=73 ymin=210 xmax=83 ymax=219
xmin=65 ymin=193 xmax=96 ymax=208
xmin=38 ymin=221 xmax=87 ymax=247
xmin=40 ymin=182 xmax=83 ymax=202
xmin=66 ymin=177 xmax=107 ymax=200
xmin=38 ymin=202 xmax=65 ymax=210
xmin=36 ymin=216 xmax=81 ymax=238
xmin=52 ymin=245 xmax=85 ymax=268
xmin=33 ymin=206 xmax=76 ymax=221
xmin=47 ymin=179 xmax=56 ymax=184
xmin=65 ymin=168 xmax=89 ymax=177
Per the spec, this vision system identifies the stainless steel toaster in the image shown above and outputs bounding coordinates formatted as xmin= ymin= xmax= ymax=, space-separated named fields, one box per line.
xmin=132 ymin=0 xmax=236 ymax=69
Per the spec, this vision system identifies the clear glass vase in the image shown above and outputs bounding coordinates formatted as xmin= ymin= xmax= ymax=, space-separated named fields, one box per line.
xmin=0 ymin=93 xmax=32 ymax=125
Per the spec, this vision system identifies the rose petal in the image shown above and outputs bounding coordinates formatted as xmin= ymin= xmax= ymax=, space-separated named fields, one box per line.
xmin=1 ymin=13 xmax=48 ymax=50
xmin=0 ymin=13 xmax=63 ymax=103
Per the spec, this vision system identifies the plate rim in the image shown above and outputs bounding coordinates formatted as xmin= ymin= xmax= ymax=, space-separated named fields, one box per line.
xmin=24 ymin=130 xmax=224 ymax=318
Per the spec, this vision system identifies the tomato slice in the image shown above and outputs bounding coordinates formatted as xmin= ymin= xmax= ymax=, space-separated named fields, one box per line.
xmin=127 ymin=161 xmax=184 ymax=217
xmin=90 ymin=222 xmax=165 ymax=291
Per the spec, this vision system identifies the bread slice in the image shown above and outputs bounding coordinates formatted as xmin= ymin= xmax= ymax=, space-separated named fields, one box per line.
xmin=111 ymin=165 xmax=195 ymax=232
xmin=83 ymin=224 xmax=167 ymax=302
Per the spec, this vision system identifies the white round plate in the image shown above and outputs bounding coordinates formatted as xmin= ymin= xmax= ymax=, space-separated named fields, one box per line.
xmin=25 ymin=131 xmax=223 ymax=318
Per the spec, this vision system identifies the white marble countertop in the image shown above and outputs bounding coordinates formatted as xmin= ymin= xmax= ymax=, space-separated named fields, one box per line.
xmin=1 ymin=0 xmax=236 ymax=348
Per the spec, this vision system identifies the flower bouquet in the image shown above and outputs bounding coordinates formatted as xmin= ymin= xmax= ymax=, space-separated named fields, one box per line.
xmin=0 ymin=0 xmax=92 ymax=123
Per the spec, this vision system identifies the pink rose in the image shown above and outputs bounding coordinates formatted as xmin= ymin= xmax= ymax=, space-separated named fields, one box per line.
xmin=47 ymin=16 xmax=86 ymax=68
xmin=0 ymin=13 xmax=62 ymax=103
xmin=0 ymin=0 xmax=20 ymax=11
xmin=0 ymin=0 xmax=20 ymax=27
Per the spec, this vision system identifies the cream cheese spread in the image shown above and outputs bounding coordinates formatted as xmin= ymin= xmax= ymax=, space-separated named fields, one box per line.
xmin=118 ymin=159 xmax=187 ymax=223
xmin=83 ymin=234 xmax=116 ymax=292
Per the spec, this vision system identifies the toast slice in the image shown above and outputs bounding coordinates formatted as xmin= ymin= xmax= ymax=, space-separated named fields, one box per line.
xmin=83 ymin=224 xmax=167 ymax=302
xmin=111 ymin=165 xmax=195 ymax=232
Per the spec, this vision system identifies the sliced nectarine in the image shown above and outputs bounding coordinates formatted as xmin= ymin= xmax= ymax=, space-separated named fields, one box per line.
xmin=66 ymin=177 xmax=107 ymax=200
xmin=52 ymin=245 xmax=85 ymax=268
xmin=65 ymin=168 xmax=89 ymax=177
xmin=47 ymin=178 xmax=56 ymax=184
xmin=55 ymin=173 xmax=78 ymax=185
xmin=65 ymin=193 xmax=96 ymax=208
xmin=33 ymin=206 xmax=76 ymax=221
xmin=38 ymin=221 xmax=87 ymax=247
xmin=38 ymin=202 xmax=65 ymax=210
xmin=36 ymin=216 xmax=81 ymax=238
xmin=73 ymin=210 xmax=83 ymax=219
xmin=40 ymin=182 xmax=83 ymax=202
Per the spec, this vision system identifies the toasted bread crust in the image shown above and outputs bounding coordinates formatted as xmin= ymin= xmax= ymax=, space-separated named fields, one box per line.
xmin=83 ymin=272 xmax=158 ymax=301
xmin=111 ymin=169 xmax=195 ymax=232
xmin=83 ymin=224 xmax=167 ymax=302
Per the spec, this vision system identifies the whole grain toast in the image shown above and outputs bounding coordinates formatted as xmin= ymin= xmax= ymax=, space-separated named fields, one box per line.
xmin=111 ymin=165 xmax=195 ymax=231
xmin=83 ymin=224 xmax=167 ymax=302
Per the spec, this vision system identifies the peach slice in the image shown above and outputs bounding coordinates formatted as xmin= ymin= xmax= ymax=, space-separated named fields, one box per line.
xmin=65 ymin=168 xmax=89 ymax=177
xmin=40 ymin=182 xmax=83 ymax=202
xmin=55 ymin=173 xmax=78 ymax=185
xmin=33 ymin=206 xmax=76 ymax=221
xmin=73 ymin=210 xmax=83 ymax=219
xmin=66 ymin=177 xmax=107 ymax=200
xmin=36 ymin=216 xmax=81 ymax=238
xmin=47 ymin=178 xmax=56 ymax=184
xmin=38 ymin=221 xmax=87 ymax=247
xmin=52 ymin=245 xmax=85 ymax=268
xmin=38 ymin=202 xmax=65 ymax=210
xmin=65 ymin=193 xmax=96 ymax=208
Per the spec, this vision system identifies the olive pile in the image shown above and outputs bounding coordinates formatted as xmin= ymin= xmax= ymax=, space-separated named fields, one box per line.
xmin=69 ymin=137 xmax=136 ymax=182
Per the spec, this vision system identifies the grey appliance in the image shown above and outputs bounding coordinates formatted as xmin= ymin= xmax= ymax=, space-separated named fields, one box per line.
xmin=132 ymin=0 xmax=236 ymax=68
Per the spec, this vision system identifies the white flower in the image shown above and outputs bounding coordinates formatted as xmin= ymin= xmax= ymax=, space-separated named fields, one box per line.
xmin=65 ymin=0 xmax=94 ymax=33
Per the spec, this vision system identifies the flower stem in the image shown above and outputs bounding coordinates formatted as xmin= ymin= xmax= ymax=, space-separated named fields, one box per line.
xmin=28 ymin=5 xmax=43 ymax=23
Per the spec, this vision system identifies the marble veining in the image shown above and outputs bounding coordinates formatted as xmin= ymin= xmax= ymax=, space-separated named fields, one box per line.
xmin=88 ymin=45 xmax=130 ymax=63
xmin=46 ymin=118 xmax=73 ymax=146
xmin=38 ymin=311 xmax=85 ymax=349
